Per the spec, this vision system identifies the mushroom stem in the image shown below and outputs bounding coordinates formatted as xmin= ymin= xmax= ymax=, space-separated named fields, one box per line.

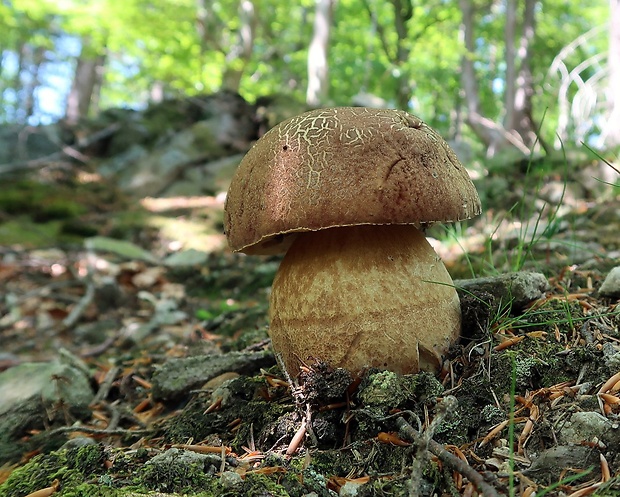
xmin=269 ymin=224 xmax=461 ymax=377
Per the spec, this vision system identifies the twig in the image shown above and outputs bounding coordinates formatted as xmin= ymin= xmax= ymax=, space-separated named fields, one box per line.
xmin=80 ymin=329 xmax=125 ymax=358
xmin=62 ymin=279 xmax=95 ymax=329
xmin=91 ymin=366 xmax=121 ymax=404
xmin=44 ymin=424 xmax=149 ymax=437
xmin=396 ymin=416 xmax=501 ymax=497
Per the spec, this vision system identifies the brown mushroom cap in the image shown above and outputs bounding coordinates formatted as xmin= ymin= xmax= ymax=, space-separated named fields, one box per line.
xmin=224 ymin=107 xmax=481 ymax=255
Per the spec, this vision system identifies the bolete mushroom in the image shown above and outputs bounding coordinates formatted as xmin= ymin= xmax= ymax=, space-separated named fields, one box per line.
xmin=224 ymin=107 xmax=481 ymax=377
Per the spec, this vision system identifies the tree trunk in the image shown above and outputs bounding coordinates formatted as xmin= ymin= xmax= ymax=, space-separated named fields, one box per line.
xmin=21 ymin=45 xmax=44 ymax=123
xmin=504 ymin=0 xmax=544 ymax=151
xmin=221 ymin=0 xmax=256 ymax=92
xmin=604 ymin=0 xmax=620 ymax=147
xmin=458 ymin=0 xmax=496 ymax=150
xmin=458 ymin=0 xmax=535 ymax=157
xmin=65 ymin=48 xmax=106 ymax=124
xmin=391 ymin=0 xmax=413 ymax=110
xmin=196 ymin=0 xmax=255 ymax=92
xmin=306 ymin=0 xmax=335 ymax=107
xmin=504 ymin=0 xmax=518 ymax=130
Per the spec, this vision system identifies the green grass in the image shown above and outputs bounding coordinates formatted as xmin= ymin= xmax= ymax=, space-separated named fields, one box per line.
xmin=438 ymin=138 xmax=619 ymax=279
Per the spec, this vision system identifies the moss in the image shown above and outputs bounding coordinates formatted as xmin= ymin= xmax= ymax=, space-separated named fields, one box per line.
xmin=163 ymin=395 xmax=229 ymax=443
xmin=358 ymin=371 xmax=407 ymax=406
xmin=0 ymin=181 xmax=86 ymax=222
xmin=241 ymin=473 xmax=290 ymax=497
xmin=0 ymin=218 xmax=64 ymax=247
xmin=66 ymin=444 xmax=106 ymax=475
xmin=480 ymin=404 xmax=505 ymax=424
xmin=0 ymin=451 xmax=83 ymax=497
xmin=356 ymin=477 xmax=412 ymax=497
xmin=61 ymin=483 xmax=125 ymax=497
xmin=162 ymin=375 xmax=294 ymax=454
xmin=407 ymin=372 xmax=445 ymax=402
xmin=139 ymin=455 xmax=219 ymax=495
xmin=517 ymin=298 xmax=585 ymax=336
xmin=60 ymin=219 xmax=100 ymax=237
xmin=309 ymin=448 xmax=357 ymax=477
xmin=436 ymin=373 xmax=495 ymax=447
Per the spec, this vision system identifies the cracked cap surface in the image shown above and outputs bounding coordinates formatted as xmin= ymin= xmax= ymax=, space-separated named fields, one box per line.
xmin=224 ymin=107 xmax=481 ymax=255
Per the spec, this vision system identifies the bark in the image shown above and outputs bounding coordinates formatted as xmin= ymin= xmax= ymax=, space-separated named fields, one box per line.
xmin=604 ymin=0 xmax=620 ymax=147
xmin=65 ymin=48 xmax=106 ymax=124
xmin=306 ymin=0 xmax=335 ymax=107
xmin=12 ymin=42 xmax=30 ymax=123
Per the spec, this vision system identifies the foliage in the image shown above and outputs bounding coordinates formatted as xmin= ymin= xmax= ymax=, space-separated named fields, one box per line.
xmin=0 ymin=0 xmax=612 ymax=151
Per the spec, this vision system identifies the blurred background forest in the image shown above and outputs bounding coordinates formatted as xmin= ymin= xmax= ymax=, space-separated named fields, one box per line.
xmin=2 ymin=0 xmax=619 ymax=159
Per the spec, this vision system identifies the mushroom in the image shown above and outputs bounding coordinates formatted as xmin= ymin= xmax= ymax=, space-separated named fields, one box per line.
xmin=224 ymin=107 xmax=481 ymax=377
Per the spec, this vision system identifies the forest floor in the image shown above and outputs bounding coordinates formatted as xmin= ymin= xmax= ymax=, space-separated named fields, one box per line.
xmin=0 ymin=155 xmax=619 ymax=497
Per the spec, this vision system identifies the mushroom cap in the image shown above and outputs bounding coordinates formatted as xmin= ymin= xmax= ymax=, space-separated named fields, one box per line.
xmin=224 ymin=107 xmax=481 ymax=255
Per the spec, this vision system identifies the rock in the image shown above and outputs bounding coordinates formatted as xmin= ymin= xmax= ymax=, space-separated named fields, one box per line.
xmin=455 ymin=272 xmax=550 ymax=310
xmin=85 ymin=236 xmax=159 ymax=264
xmin=142 ymin=448 xmax=222 ymax=493
xmin=115 ymin=120 xmax=224 ymax=197
xmin=219 ymin=471 xmax=243 ymax=490
xmin=0 ymin=122 xmax=73 ymax=164
xmin=557 ymin=411 xmax=620 ymax=447
xmin=599 ymin=266 xmax=620 ymax=298
xmin=204 ymin=153 xmax=245 ymax=193
xmin=106 ymin=92 xmax=257 ymax=197
xmin=523 ymin=445 xmax=601 ymax=483
xmin=164 ymin=249 xmax=209 ymax=267
xmin=98 ymin=144 xmax=149 ymax=177
xmin=151 ymin=350 xmax=275 ymax=401
xmin=340 ymin=480 xmax=366 ymax=496
xmin=0 ymin=360 xmax=94 ymax=463
xmin=255 ymin=94 xmax=308 ymax=132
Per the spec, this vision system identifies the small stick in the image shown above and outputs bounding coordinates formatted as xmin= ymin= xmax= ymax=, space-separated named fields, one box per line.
xmin=396 ymin=417 xmax=501 ymax=497
xmin=286 ymin=420 xmax=307 ymax=456
xmin=62 ymin=279 xmax=95 ymax=329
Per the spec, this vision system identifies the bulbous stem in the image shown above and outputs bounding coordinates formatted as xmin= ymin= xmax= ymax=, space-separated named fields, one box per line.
xmin=269 ymin=224 xmax=461 ymax=377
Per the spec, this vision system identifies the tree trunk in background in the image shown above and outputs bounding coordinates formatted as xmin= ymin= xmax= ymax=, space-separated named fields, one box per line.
xmin=21 ymin=45 xmax=44 ymax=124
xmin=459 ymin=0 xmax=500 ymax=152
xmin=221 ymin=0 xmax=256 ymax=92
xmin=504 ymin=0 xmax=517 ymax=130
xmin=306 ymin=0 xmax=334 ymax=107
xmin=390 ymin=0 xmax=413 ymax=110
xmin=196 ymin=0 xmax=255 ymax=92
xmin=362 ymin=0 xmax=413 ymax=110
xmin=504 ymin=0 xmax=545 ymax=152
xmin=65 ymin=48 xmax=106 ymax=124
xmin=604 ymin=0 xmax=620 ymax=147
xmin=459 ymin=0 xmax=539 ymax=157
